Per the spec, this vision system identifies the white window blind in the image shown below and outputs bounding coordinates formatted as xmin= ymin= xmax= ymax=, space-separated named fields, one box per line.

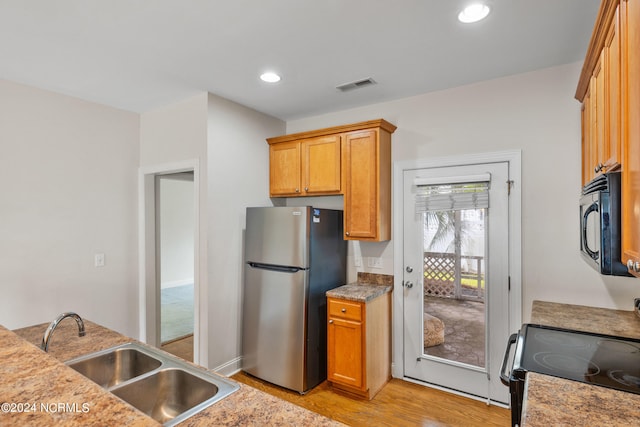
xmin=414 ymin=174 xmax=490 ymax=213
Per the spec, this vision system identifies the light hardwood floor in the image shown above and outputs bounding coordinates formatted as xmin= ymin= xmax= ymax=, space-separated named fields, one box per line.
xmin=231 ymin=371 xmax=511 ymax=427
xmin=161 ymin=334 xmax=193 ymax=362
xmin=161 ymin=336 xmax=511 ymax=426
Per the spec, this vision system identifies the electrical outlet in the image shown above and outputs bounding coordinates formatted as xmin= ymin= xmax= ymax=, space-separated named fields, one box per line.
xmin=94 ymin=253 xmax=105 ymax=267
xmin=354 ymin=256 xmax=363 ymax=267
xmin=367 ymin=257 xmax=383 ymax=269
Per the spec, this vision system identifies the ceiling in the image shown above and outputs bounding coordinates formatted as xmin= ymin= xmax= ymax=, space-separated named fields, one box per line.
xmin=0 ymin=1 xmax=601 ymax=121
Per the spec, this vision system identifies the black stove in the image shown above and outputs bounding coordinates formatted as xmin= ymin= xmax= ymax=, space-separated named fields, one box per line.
xmin=501 ymin=324 xmax=640 ymax=426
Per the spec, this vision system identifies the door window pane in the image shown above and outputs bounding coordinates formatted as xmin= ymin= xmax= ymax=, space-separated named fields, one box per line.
xmin=422 ymin=209 xmax=486 ymax=368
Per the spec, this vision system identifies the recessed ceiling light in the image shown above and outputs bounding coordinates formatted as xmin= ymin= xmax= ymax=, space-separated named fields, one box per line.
xmin=458 ymin=3 xmax=490 ymax=23
xmin=260 ymin=72 xmax=281 ymax=83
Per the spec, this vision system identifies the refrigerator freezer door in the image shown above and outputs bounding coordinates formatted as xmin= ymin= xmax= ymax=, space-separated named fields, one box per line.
xmin=245 ymin=207 xmax=309 ymax=268
xmin=242 ymin=263 xmax=308 ymax=392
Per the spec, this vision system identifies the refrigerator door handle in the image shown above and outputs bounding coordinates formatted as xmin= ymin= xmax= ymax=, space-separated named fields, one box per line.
xmin=247 ymin=262 xmax=305 ymax=273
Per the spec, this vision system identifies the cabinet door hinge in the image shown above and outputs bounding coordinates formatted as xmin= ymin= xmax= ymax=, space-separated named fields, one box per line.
xmin=507 ymin=180 xmax=514 ymax=196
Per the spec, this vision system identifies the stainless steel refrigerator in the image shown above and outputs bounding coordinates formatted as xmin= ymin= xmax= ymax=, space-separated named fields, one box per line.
xmin=242 ymin=206 xmax=346 ymax=393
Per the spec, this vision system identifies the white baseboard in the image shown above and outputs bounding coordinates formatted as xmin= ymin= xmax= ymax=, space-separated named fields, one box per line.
xmin=213 ymin=356 xmax=242 ymax=377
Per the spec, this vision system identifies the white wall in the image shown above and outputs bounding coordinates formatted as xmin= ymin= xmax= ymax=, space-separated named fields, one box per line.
xmin=287 ymin=62 xmax=639 ymax=321
xmin=139 ymin=92 xmax=284 ymax=371
xmin=206 ymin=93 xmax=284 ymax=372
xmin=139 ymin=93 xmax=208 ymax=358
xmin=0 ymin=79 xmax=140 ymax=335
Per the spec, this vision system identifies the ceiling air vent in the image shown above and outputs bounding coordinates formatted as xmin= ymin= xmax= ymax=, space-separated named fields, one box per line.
xmin=336 ymin=77 xmax=377 ymax=92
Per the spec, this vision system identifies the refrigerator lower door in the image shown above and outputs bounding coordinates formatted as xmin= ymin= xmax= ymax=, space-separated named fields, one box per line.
xmin=242 ymin=263 xmax=308 ymax=392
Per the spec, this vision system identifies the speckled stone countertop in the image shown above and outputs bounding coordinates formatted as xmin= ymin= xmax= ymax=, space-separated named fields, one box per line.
xmin=520 ymin=300 xmax=640 ymax=427
xmin=326 ymin=283 xmax=392 ymax=302
xmin=522 ymin=373 xmax=640 ymax=427
xmin=530 ymin=300 xmax=640 ymax=338
xmin=5 ymin=320 xmax=343 ymax=426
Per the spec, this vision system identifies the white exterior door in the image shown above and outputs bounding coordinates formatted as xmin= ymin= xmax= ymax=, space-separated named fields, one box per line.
xmin=402 ymin=161 xmax=510 ymax=404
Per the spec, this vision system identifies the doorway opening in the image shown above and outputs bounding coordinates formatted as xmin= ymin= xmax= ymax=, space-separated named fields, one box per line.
xmin=156 ymin=172 xmax=195 ymax=361
xmin=139 ymin=160 xmax=202 ymax=365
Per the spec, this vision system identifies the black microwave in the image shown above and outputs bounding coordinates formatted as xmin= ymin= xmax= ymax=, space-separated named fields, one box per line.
xmin=579 ymin=172 xmax=630 ymax=276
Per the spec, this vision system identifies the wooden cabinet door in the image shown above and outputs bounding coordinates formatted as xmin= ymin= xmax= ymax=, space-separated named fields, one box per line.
xmin=621 ymin=0 xmax=640 ymax=276
xmin=593 ymin=54 xmax=606 ymax=175
xmin=269 ymin=141 xmax=301 ymax=196
xmin=582 ymin=92 xmax=593 ymax=185
xmin=605 ymin=6 xmax=621 ymax=170
xmin=302 ymin=134 xmax=341 ymax=195
xmin=327 ymin=316 xmax=363 ymax=389
xmin=343 ymin=130 xmax=378 ymax=240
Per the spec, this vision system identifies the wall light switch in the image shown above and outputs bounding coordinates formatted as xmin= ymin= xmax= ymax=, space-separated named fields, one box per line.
xmin=94 ymin=253 xmax=105 ymax=267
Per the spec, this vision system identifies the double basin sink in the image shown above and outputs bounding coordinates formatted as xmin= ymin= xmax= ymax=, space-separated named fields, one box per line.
xmin=66 ymin=342 xmax=239 ymax=426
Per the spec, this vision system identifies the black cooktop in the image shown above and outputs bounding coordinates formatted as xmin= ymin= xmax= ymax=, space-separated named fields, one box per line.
xmin=514 ymin=324 xmax=640 ymax=394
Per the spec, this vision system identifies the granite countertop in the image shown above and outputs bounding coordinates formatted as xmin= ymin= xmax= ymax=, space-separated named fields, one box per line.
xmin=326 ymin=283 xmax=392 ymax=302
xmin=530 ymin=300 xmax=640 ymax=339
xmin=521 ymin=300 xmax=640 ymax=427
xmin=4 ymin=320 xmax=343 ymax=426
xmin=522 ymin=373 xmax=640 ymax=427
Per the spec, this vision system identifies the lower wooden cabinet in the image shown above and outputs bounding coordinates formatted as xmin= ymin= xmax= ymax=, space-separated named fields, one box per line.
xmin=327 ymin=293 xmax=391 ymax=399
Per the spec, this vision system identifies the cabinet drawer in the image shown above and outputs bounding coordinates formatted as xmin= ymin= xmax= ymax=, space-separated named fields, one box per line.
xmin=328 ymin=299 xmax=362 ymax=321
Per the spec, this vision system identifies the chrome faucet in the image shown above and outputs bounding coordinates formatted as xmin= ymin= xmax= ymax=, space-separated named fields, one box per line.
xmin=41 ymin=312 xmax=86 ymax=352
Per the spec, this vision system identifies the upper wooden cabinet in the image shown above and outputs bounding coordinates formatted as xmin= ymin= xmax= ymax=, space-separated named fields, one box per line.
xmin=621 ymin=0 xmax=640 ymax=277
xmin=267 ymin=119 xmax=397 ymax=242
xmin=268 ymin=134 xmax=341 ymax=196
xmin=342 ymin=128 xmax=392 ymax=241
xmin=577 ymin=0 xmax=622 ymax=184
xmin=577 ymin=0 xmax=640 ymax=277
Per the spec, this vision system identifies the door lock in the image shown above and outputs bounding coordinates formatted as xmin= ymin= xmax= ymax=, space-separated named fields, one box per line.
xmin=403 ymin=281 xmax=414 ymax=288
xmin=406 ymin=266 xmax=413 ymax=273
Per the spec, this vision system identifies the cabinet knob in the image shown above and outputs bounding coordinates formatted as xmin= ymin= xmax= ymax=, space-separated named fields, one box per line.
xmin=635 ymin=262 xmax=640 ymax=273
xmin=295 ymin=188 xmax=300 ymax=193
xmin=628 ymin=259 xmax=635 ymax=270
xmin=304 ymin=187 xmax=309 ymax=191
xmin=345 ymin=231 xmax=350 ymax=236
xmin=341 ymin=308 xmax=346 ymax=313
xmin=329 ymin=320 xmax=334 ymax=324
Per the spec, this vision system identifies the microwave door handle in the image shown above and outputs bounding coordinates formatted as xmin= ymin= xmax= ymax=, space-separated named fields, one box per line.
xmin=582 ymin=202 xmax=599 ymax=260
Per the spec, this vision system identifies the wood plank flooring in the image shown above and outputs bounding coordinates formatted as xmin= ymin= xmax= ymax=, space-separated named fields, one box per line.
xmin=231 ymin=371 xmax=510 ymax=427
xmin=160 ymin=334 xmax=193 ymax=362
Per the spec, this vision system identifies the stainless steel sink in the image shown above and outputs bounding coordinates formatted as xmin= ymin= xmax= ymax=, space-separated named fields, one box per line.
xmin=68 ymin=347 xmax=161 ymax=388
xmin=66 ymin=342 xmax=239 ymax=426
xmin=112 ymin=368 xmax=220 ymax=424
